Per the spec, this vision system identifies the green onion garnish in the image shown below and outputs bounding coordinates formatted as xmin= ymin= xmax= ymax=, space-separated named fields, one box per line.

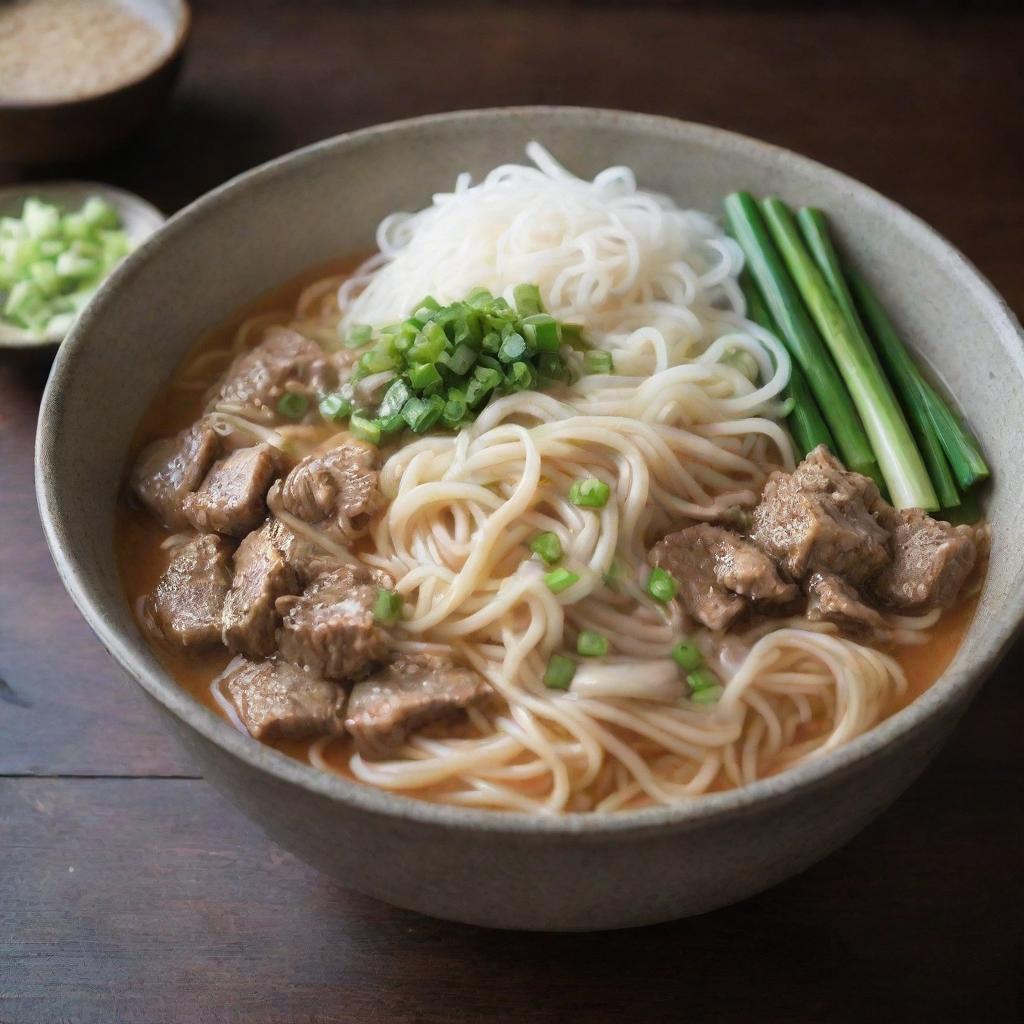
xmin=671 ymin=641 xmax=703 ymax=671
xmin=687 ymin=668 xmax=720 ymax=693
xmin=646 ymin=567 xmax=678 ymax=603
xmin=276 ymin=392 xmax=309 ymax=420
xmin=544 ymin=567 xmax=580 ymax=594
xmin=343 ymin=323 xmax=373 ymax=348
xmin=584 ymin=350 xmax=614 ymax=375
xmin=577 ymin=631 xmax=609 ymax=657
xmin=318 ymin=392 xmax=352 ymax=421
xmin=513 ymin=283 xmax=543 ymax=317
xmin=529 ymin=532 xmax=563 ymax=565
xmin=543 ymin=654 xmax=576 ymax=690
xmin=349 ymin=412 xmax=381 ymax=445
xmin=373 ymin=588 xmax=403 ymax=624
xmin=569 ymin=478 xmax=611 ymax=508
xmin=690 ymin=684 xmax=724 ymax=705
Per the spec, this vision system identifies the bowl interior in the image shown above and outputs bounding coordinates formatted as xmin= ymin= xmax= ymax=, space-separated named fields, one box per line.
xmin=35 ymin=108 xmax=1024 ymax=832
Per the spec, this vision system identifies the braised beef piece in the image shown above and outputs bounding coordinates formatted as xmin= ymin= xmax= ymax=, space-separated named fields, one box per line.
xmin=215 ymin=327 xmax=332 ymax=411
xmin=182 ymin=443 xmax=279 ymax=537
xmin=751 ymin=445 xmax=890 ymax=585
xmin=223 ymin=657 xmax=346 ymax=740
xmin=276 ymin=563 xmax=392 ymax=681
xmin=130 ymin=421 xmax=220 ymax=529
xmin=805 ymin=572 xmax=886 ymax=636
xmin=870 ymin=508 xmax=978 ymax=612
xmin=650 ymin=523 xmax=798 ymax=631
xmin=346 ymin=653 xmax=491 ymax=758
xmin=222 ymin=519 xmax=301 ymax=658
xmin=278 ymin=441 xmax=383 ymax=534
xmin=148 ymin=533 xmax=233 ymax=648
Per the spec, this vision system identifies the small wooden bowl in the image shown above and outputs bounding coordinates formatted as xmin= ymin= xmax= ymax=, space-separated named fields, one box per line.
xmin=0 ymin=0 xmax=191 ymax=167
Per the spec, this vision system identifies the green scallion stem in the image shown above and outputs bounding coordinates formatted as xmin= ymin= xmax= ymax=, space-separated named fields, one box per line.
xmin=724 ymin=192 xmax=880 ymax=484
xmin=797 ymin=208 xmax=960 ymax=509
xmin=845 ymin=265 xmax=989 ymax=494
xmin=760 ymin=197 xmax=937 ymax=510
xmin=740 ymin=267 xmax=834 ymax=459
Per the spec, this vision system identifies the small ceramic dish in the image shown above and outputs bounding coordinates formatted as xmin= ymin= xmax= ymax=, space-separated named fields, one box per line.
xmin=0 ymin=181 xmax=165 ymax=348
xmin=0 ymin=0 xmax=190 ymax=166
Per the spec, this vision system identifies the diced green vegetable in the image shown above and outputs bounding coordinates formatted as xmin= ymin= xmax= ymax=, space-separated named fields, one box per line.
xmin=544 ymin=567 xmax=580 ymax=594
xmin=529 ymin=532 xmax=563 ymax=565
xmin=689 ymin=684 xmax=724 ymax=705
xmin=646 ymin=566 xmax=678 ymax=603
xmin=513 ymin=283 xmax=543 ymax=317
xmin=349 ymin=412 xmax=381 ymax=445
xmin=576 ymin=631 xmax=609 ymax=657
xmin=343 ymin=323 xmax=373 ymax=348
xmin=373 ymin=588 xmax=403 ymax=624
xmin=318 ymin=392 xmax=352 ymax=421
xmin=671 ymin=641 xmax=703 ymax=671
xmin=686 ymin=667 xmax=720 ymax=692
xmin=0 ymin=195 xmax=133 ymax=335
xmin=584 ymin=350 xmax=614 ymax=375
xmin=569 ymin=477 xmax=611 ymax=508
xmin=276 ymin=392 xmax=309 ymax=420
xmin=543 ymin=654 xmax=576 ymax=690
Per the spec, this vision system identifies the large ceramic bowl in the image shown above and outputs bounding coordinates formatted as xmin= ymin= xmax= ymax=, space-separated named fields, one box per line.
xmin=36 ymin=108 xmax=1024 ymax=931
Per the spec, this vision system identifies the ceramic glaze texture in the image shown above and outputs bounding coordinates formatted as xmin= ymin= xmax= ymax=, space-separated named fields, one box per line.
xmin=36 ymin=108 xmax=1024 ymax=930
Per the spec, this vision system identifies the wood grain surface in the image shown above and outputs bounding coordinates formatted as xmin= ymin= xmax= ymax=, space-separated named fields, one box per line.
xmin=2 ymin=3 xmax=1022 ymax=1021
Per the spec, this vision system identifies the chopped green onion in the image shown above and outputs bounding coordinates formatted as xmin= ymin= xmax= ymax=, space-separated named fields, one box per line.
xmin=349 ymin=412 xmax=381 ymax=445
xmin=373 ymin=588 xmax=403 ymax=624
xmin=543 ymin=654 xmax=576 ymax=690
xmin=378 ymin=378 xmax=413 ymax=419
xmin=358 ymin=346 xmax=397 ymax=375
xmin=602 ymin=560 xmax=627 ymax=589
xmin=577 ymin=631 xmax=609 ymax=657
xmin=344 ymin=323 xmax=373 ymax=348
xmin=529 ymin=532 xmax=562 ymax=565
xmin=689 ymin=684 xmax=724 ymax=705
xmin=408 ymin=362 xmax=442 ymax=390
xmin=584 ymin=350 xmax=614 ymax=375
xmin=412 ymin=295 xmax=441 ymax=316
xmin=506 ymin=360 xmax=535 ymax=391
xmin=646 ymin=566 xmax=678 ymax=603
xmin=276 ymin=392 xmax=309 ymax=420
xmin=402 ymin=394 xmax=445 ymax=434
xmin=544 ymin=567 xmax=580 ymax=594
xmin=442 ymin=392 xmax=468 ymax=428
xmin=498 ymin=332 xmax=527 ymax=363
xmin=521 ymin=313 xmax=560 ymax=352
xmin=569 ymin=477 xmax=611 ymax=508
xmin=671 ymin=641 xmax=703 ymax=671
xmin=513 ymin=283 xmax=544 ymax=317
xmin=318 ymin=392 xmax=352 ymax=421
xmin=687 ymin=667 xmax=720 ymax=692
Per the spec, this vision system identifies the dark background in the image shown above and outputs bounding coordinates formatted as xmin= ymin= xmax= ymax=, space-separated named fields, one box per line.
xmin=2 ymin=2 xmax=1022 ymax=1022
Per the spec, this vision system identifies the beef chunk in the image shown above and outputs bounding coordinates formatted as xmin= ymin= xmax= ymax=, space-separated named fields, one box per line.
xmin=806 ymin=572 xmax=886 ymax=636
xmin=222 ymin=519 xmax=301 ymax=658
xmin=650 ymin=523 xmax=798 ymax=631
xmin=870 ymin=508 xmax=978 ymax=611
xmin=148 ymin=534 xmax=232 ymax=647
xmin=276 ymin=564 xmax=392 ymax=681
xmin=751 ymin=445 xmax=890 ymax=584
xmin=346 ymin=654 xmax=491 ymax=758
xmin=130 ymin=421 xmax=220 ymax=529
xmin=183 ymin=443 xmax=279 ymax=537
xmin=223 ymin=657 xmax=346 ymax=741
xmin=279 ymin=441 xmax=383 ymax=534
xmin=215 ymin=327 xmax=332 ymax=411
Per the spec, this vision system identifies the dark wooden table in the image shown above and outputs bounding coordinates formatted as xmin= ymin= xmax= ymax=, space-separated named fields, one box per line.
xmin=3 ymin=3 xmax=1022 ymax=1021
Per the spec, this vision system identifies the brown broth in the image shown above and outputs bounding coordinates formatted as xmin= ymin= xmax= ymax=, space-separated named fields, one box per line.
xmin=116 ymin=258 xmax=980 ymax=798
